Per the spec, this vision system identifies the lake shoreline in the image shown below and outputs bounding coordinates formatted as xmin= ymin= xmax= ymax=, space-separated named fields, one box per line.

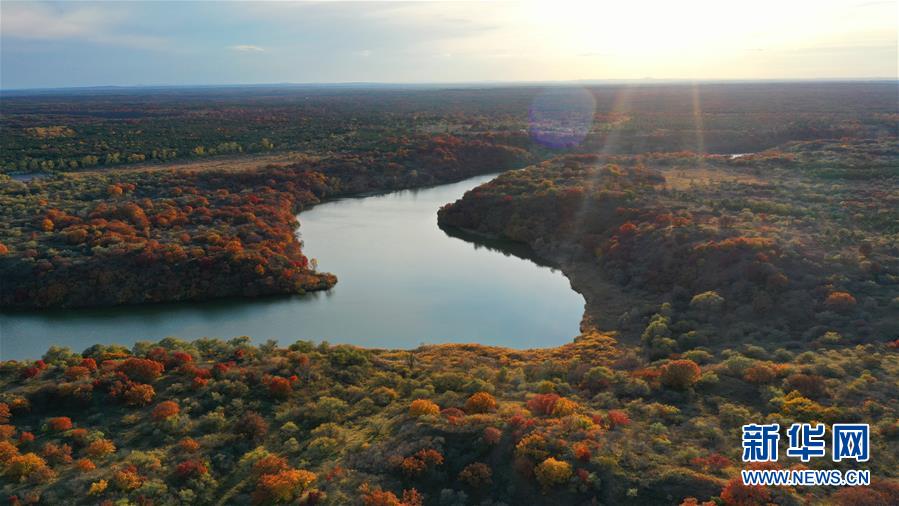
xmin=0 ymin=168 xmax=513 ymax=315
xmin=438 ymin=221 xmax=644 ymax=342
xmin=1 ymin=171 xmax=584 ymax=359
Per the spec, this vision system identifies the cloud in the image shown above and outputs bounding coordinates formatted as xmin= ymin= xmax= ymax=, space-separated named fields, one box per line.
xmin=229 ymin=45 xmax=265 ymax=53
xmin=1 ymin=2 xmax=167 ymax=49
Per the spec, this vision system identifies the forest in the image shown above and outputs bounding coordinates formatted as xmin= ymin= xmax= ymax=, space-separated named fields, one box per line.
xmin=2 ymin=83 xmax=895 ymax=175
xmin=0 ymin=136 xmax=530 ymax=308
xmin=1 ymin=83 xmax=898 ymax=505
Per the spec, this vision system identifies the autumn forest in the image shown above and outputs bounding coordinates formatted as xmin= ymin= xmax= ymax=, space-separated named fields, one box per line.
xmin=1 ymin=82 xmax=897 ymax=506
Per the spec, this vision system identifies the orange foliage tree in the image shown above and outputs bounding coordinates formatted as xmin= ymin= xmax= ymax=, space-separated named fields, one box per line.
xmin=408 ymin=399 xmax=440 ymax=417
xmin=465 ymin=392 xmax=497 ymax=414
xmin=252 ymin=469 xmax=316 ymax=505
xmin=85 ymin=438 xmax=116 ymax=458
xmin=46 ymin=416 xmax=73 ymax=432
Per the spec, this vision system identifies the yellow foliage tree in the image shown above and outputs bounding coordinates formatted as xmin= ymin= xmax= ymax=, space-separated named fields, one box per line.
xmin=88 ymin=479 xmax=108 ymax=495
xmin=551 ymin=398 xmax=579 ymax=417
xmin=535 ymin=457 xmax=572 ymax=491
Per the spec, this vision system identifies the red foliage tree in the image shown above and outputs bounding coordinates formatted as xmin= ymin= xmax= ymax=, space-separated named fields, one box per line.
xmin=483 ymin=427 xmax=502 ymax=445
xmin=151 ymin=401 xmax=180 ymax=421
xmin=527 ymin=393 xmax=560 ymax=416
xmin=175 ymin=459 xmax=208 ymax=479
xmin=118 ymin=358 xmax=164 ymax=383
xmin=268 ymin=376 xmax=292 ymax=400
xmin=253 ymin=455 xmax=289 ymax=477
xmin=606 ymin=409 xmax=631 ymax=428
xmin=573 ymin=442 xmax=592 ymax=462
xmin=80 ymin=358 xmax=98 ymax=371
xmin=47 ymin=417 xmax=73 ymax=432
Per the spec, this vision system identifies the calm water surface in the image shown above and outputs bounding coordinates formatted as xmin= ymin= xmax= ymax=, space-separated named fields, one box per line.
xmin=0 ymin=174 xmax=584 ymax=360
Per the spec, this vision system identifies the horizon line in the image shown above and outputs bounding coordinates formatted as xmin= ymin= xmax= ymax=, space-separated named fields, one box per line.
xmin=2 ymin=77 xmax=897 ymax=94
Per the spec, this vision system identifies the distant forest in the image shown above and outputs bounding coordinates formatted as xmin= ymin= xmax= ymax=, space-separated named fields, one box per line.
xmin=1 ymin=83 xmax=898 ymax=505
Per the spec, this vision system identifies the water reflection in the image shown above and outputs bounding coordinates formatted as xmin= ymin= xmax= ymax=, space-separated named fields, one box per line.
xmin=438 ymin=223 xmax=556 ymax=270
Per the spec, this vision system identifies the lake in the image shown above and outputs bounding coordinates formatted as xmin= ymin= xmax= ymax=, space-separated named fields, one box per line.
xmin=0 ymin=173 xmax=584 ymax=360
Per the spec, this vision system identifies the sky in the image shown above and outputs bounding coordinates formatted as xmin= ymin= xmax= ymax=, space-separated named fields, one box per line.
xmin=1 ymin=0 xmax=896 ymax=89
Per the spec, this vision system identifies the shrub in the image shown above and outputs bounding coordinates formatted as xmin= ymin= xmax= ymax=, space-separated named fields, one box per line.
xmin=458 ymin=462 xmax=492 ymax=488
xmin=236 ymin=411 xmax=269 ymax=442
xmin=824 ymin=291 xmax=856 ymax=312
xmin=88 ymin=479 xmax=108 ymax=495
xmin=175 ymin=459 xmax=208 ymax=479
xmin=0 ymin=441 xmax=19 ymax=461
xmin=515 ymin=433 xmax=548 ymax=460
xmin=64 ymin=366 xmax=91 ymax=380
xmin=607 ymin=409 xmax=631 ymax=428
xmin=253 ymin=469 xmax=316 ymax=505
xmin=112 ymin=466 xmax=143 ymax=491
xmin=784 ymin=373 xmax=827 ymax=399
xmin=583 ymin=366 xmax=614 ymax=391
xmin=743 ymin=363 xmax=777 ymax=384
xmin=118 ymin=357 xmax=164 ymax=383
xmin=122 ymin=383 xmax=156 ymax=406
xmin=0 ymin=425 xmax=15 ymax=440
xmin=573 ymin=442 xmax=591 ymax=462
xmin=152 ymin=401 xmax=180 ymax=421
xmin=75 ymin=458 xmax=96 ymax=472
xmin=179 ymin=438 xmax=200 ymax=453
xmin=661 ymin=360 xmax=702 ymax=390
xmin=253 ymin=454 xmax=289 ymax=477
xmin=527 ymin=393 xmax=560 ymax=416
xmin=535 ymin=457 xmax=572 ymax=490
xmin=690 ymin=291 xmax=725 ymax=312
xmin=464 ymin=392 xmax=497 ymax=414
xmin=408 ymin=399 xmax=440 ymax=417
xmin=483 ymin=427 xmax=502 ymax=445
xmin=360 ymin=485 xmax=402 ymax=506
xmin=5 ymin=453 xmax=53 ymax=482
xmin=372 ymin=386 xmax=399 ymax=406
xmin=85 ymin=438 xmax=116 ymax=458
xmin=398 ymin=449 xmax=444 ymax=477
xmin=47 ymin=416 xmax=73 ymax=432
xmin=311 ymin=396 xmax=349 ymax=422
xmin=550 ymin=398 xmax=579 ymax=417
xmin=268 ymin=376 xmax=292 ymax=400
